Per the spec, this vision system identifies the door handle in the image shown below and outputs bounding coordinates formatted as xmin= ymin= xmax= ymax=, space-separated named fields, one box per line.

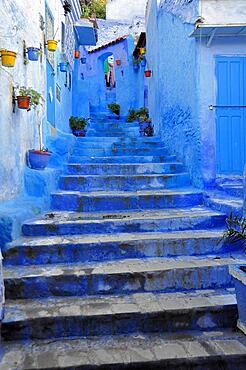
xmin=209 ymin=105 xmax=246 ymax=110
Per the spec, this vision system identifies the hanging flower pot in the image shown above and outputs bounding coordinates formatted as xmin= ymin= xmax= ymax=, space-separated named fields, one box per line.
xmin=144 ymin=70 xmax=152 ymax=78
xmin=74 ymin=50 xmax=80 ymax=59
xmin=139 ymin=47 xmax=146 ymax=55
xmin=141 ymin=58 xmax=147 ymax=68
xmin=0 ymin=49 xmax=17 ymax=67
xmin=59 ymin=62 xmax=68 ymax=72
xmin=27 ymin=47 xmax=40 ymax=61
xmin=17 ymin=96 xmax=31 ymax=110
xmin=47 ymin=40 xmax=57 ymax=52
xmin=81 ymin=57 xmax=87 ymax=64
xmin=116 ymin=59 xmax=121 ymax=66
xmin=27 ymin=149 xmax=51 ymax=170
xmin=133 ymin=63 xmax=139 ymax=71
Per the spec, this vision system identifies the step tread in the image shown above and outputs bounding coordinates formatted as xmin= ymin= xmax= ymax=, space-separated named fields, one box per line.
xmin=3 ymin=288 xmax=236 ymax=323
xmin=7 ymin=229 xmax=225 ymax=248
xmin=1 ymin=330 xmax=246 ymax=370
xmin=60 ymin=173 xmax=189 ymax=179
xmin=68 ymin=161 xmax=183 ymax=166
xmin=23 ymin=206 xmax=225 ymax=225
xmin=4 ymin=254 xmax=245 ymax=280
xmin=205 ymin=192 xmax=243 ymax=206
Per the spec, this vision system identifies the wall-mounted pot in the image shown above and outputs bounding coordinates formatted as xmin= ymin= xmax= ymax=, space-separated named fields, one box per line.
xmin=27 ymin=47 xmax=40 ymax=61
xmin=141 ymin=58 xmax=147 ymax=67
xmin=81 ymin=57 xmax=87 ymax=64
xmin=47 ymin=40 xmax=57 ymax=52
xmin=0 ymin=49 xmax=17 ymax=67
xmin=116 ymin=59 xmax=121 ymax=66
xmin=144 ymin=70 xmax=152 ymax=78
xmin=74 ymin=50 xmax=80 ymax=59
xmin=133 ymin=63 xmax=139 ymax=71
xmin=59 ymin=62 xmax=68 ymax=72
xmin=27 ymin=150 xmax=51 ymax=170
xmin=17 ymin=96 xmax=31 ymax=110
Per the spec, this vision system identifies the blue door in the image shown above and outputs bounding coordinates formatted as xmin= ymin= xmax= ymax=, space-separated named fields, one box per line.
xmin=216 ymin=56 xmax=246 ymax=174
xmin=45 ymin=4 xmax=55 ymax=127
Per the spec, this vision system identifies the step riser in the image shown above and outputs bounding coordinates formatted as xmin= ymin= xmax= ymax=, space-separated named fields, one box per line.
xmin=51 ymin=193 xmax=203 ymax=212
xmin=4 ymin=237 xmax=230 ymax=266
xmin=1 ymin=305 xmax=237 ymax=342
xmin=5 ymin=265 xmax=234 ymax=300
xmin=22 ymin=215 xmax=226 ymax=237
xmin=72 ymin=149 xmax=167 ymax=156
xmin=59 ymin=175 xmax=190 ymax=192
xmin=204 ymin=197 xmax=243 ymax=217
xmin=68 ymin=155 xmax=177 ymax=164
xmin=66 ymin=163 xmax=184 ymax=175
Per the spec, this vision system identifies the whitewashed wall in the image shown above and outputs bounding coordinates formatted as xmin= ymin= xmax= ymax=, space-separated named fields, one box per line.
xmin=201 ymin=0 xmax=246 ymax=24
xmin=106 ymin=0 xmax=148 ymax=21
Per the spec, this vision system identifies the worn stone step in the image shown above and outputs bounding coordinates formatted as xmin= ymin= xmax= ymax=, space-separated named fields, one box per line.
xmin=204 ymin=192 xmax=243 ymax=217
xmin=1 ymin=330 xmax=246 ymax=370
xmin=51 ymin=188 xmax=203 ymax=212
xmin=3 ymin=255 xmax=244 ymax=299
xmin=21 ymin=207 xmax=226 ymax=237
xmin=4 ymin=230 xmax=232 ymax=266
xmin=1 ymin=289 xmax=237 ymax=341
xmin=69 ymin=154 xmax=177 ymax=164
xmin=66 ymin=162 xmax=185 ymax=175
xmin=71 ymin=147 xmax=168 ymax=156
xmin=218 ymin=184 xmax=244 ymax=198
xmin=59 ymin=173 xmax=190 ymax=192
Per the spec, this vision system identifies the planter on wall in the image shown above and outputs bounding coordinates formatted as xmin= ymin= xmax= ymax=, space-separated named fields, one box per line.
xmin=116 ymin=59 xmax=121 ymax=66
xmin=27 ymin=47 xmax=40 ymax=61
xmin=144 ymin=70 xmax=152 ymax=77
xmin=27 ymin=150 xmax=51 ymax=170
xmin=72 ymin=129 xmax=86 ymax=137
xmin=17 ymin=96 xmax=31 ymax=110
xmin=139 ymin=47 xmax=146 ymax=55
xmin=59 ymin=62 xmax=68 ymax=72
xmin=81 ymin=57 xmax=86 ymax=64
xmin=74 ymin=50 xmax=80 ymax=59
xmin=0 ymin=49 xmax=17 ymax=67
xmin=229 ymin=265 xmax=246 ymax=335
xmin=133 ymin=63 xmax=139 ymax=71
xmin=47 ymin=40 xmax=57 ymax=52
xmin=141 ymin=58 xmax=147 ymax=67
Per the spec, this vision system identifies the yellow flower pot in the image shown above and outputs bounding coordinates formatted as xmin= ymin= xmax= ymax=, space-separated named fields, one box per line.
xmin=0 ymin=49 xmax=17 ymax=67
xmin=47 ymin=40 xmax=57 ymax=52
xmin=139 ymin=47 xmax=146 ymax=55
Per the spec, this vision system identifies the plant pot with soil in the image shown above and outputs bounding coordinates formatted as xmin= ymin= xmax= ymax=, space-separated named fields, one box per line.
xmin=69 ymin=116 xmax=89 ymax=137
xmin=115 ymin=59 xmax=121 ymax=66
xmin=27 ymin=149 xmax=51 ymax=170
xmin=15 ymin=86 xmax=43 ymax=111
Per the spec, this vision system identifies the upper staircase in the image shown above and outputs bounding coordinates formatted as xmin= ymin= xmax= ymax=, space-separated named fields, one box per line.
xmin=1 ymin=114 xmax=246 ymax=369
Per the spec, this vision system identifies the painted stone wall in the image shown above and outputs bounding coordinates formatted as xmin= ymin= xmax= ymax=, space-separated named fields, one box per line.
xmin=106 ymin=0 xmax=148 ymax=21
xmin=146 ymin=0 xmax=202 ymax=187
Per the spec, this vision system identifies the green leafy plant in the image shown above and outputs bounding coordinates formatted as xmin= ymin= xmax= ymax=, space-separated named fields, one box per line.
xmin=127 ymin=109 xmax=139 ymax=122
xmin=16 ymin=86 xmax=44 ymax=109
xmin=80 ymin=0 xmax=106 ymax=19
xmin=108 ymin=103 xmax=120 ymax=116
xmin=69 ymin=116 xmax=89 ymax=130
xmin=221 ymin=213 xmax=246 ymax=249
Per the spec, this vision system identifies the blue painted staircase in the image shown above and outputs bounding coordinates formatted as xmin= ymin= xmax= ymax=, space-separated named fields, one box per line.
xmin=1 ymin=115 xmax=246 ymax=369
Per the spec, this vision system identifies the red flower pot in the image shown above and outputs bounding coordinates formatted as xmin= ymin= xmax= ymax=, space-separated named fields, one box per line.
xmin=74 ymin=50 xmax=80 ymax=59
xmin=116 ymin=59 xmax=121 ymax=66
xmin=144 ymin=70 xmax=152 ymax=78
xmin=17 ymin=96 xmax=31 ymax=110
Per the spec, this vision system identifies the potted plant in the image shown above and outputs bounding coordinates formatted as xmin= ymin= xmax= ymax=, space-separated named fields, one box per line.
xmin=74 ymin=50 xmax=80 ymax=59
xmin=0 ymin=49 xmax=17 ymax=67
xmin=133 ymin=57 xmax=140 ymax=71
xmin=140 ymin=56 xmax=147 ymax=68
xmin=137 ymin=107 xmax=154 ymax=137
xmin=144 ymin=70 xmax=152 ymax=78
xmin=81 ymin=57 xmax=87 ymax=64
xmin=27 ymin=147 xmax=52 ymax=170
xmin=221 ymin=213 xmax=246 ymax=335
xmin=139 ymin=47 xmax=146 ymax=55
xmin=63 ymin=0 xmax=72 ymax=16
xmin=15 ymin=86 xmax=43 ymax=111
xmin=115 ymin=59 xmax=121 ymax=66
xmin=69 ymin=116 xmax=89 ymax=137
xmin=108 ymin=103 xmax=120 ymax=117
xmin=126 ymin=109 xmax=139 ymax=123
xmin=27 ymin=47 xmax=40 ymax=61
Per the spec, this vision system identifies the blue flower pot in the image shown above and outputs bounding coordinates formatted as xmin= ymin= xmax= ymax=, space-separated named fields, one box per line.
xmin=141 ymin=58 xmax=147 ymax=67
xmin=59 ymin=62 xmax=68 ymax=72
xmin=27 ymin=47 xmax=40 ymax=61
xmin=81 ymin=57 xmax=87 ymax=64
xmin=133 ymin=63 xmax=139 ymax=71
xmin=72 ymin=129 xmax=86 ymax=137
xmin=27 ymin=150 xmax=51 ymax=170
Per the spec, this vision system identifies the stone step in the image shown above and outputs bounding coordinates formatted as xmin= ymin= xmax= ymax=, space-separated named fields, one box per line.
xmin=3 ymin=255 xmax=244 ymax=299
xmin=1 ymin=330 xmax=246 ymax=370
xmin=72 ymin=142 xmax=166 ymax=150
xmin=21 ymin=207 xmax=226 ymax=237
xmin=51 ymin=188 xmax=203 ymax=212
xmin=218 ymin=184 xmax=244 ymax=198
xmin=72 ymin=147 xmax=167 ymax=157
xmin=204 ymin=192 xmax=243 ymax=217
xmin=75 ymin=136 xmax=162 ymax=144
xmin=1 ymin=289 xmax=237 ymax=341
xmin=68 ymin=154 xmax=177 ymax=164
xmin=66 ymin=162 xmax=185 ymax=175
xmin=58 ymin=173 xmax=190 ymax=192
xmin=4 ymin=230 xmax=231 ymax=266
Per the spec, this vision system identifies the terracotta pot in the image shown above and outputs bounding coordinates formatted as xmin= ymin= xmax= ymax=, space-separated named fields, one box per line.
xmin=144 ymin=70 xmax=152 ymax=78
xmin=74 ymin=50 xmax=80 ymax=59
xmin=17 ymin=96 xmax=31 ymax=110
xmin=116 ymin=59 xmax=121 ymax=66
